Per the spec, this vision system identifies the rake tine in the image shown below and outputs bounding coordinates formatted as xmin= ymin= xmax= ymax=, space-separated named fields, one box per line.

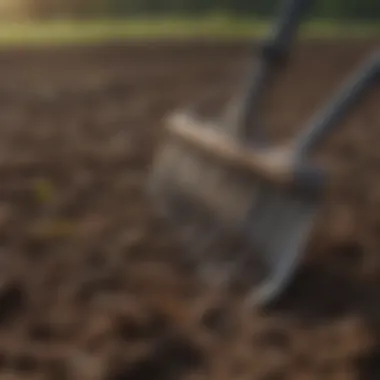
xmin=246 ymin=280 xmax=281 ymax=307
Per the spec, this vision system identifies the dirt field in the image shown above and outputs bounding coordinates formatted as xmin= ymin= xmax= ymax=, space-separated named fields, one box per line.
xmin=0 ymin=38 xmax=378 ymax=380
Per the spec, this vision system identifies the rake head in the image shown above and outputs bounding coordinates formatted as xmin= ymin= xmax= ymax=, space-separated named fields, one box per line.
xmin=148 ymin=111 xmax=325 ymax=307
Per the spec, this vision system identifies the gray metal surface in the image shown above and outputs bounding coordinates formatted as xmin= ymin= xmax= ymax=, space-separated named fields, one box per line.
xmin=148 ymin=143 xmax=320 ymax=307
xmin=242 ymin=186 xmax=319 ymax=306
xmin=295 ymin=50 xmax=380 ymax=157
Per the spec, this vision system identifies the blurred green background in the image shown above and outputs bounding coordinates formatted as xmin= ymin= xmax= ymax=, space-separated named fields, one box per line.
xmin=0 ymin=0 xmax=378 ymax=45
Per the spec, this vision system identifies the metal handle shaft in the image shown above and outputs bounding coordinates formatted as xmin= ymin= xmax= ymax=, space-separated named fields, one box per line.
xmin=269 ymin=0 xmax=312 ymax=53
xmin=295 ymin=50 xmax=380 ymax=157
xmin=237 ymin=0 xmax=313 ymax=141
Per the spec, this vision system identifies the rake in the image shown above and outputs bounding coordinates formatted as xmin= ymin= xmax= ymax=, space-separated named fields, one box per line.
xmin=147 ymin=0 xmax=380 ymax=307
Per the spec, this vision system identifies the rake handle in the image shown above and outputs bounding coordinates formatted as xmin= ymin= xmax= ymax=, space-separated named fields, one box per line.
xmin=295 ymin=50 xmax=380 ymax=157
xmin=238 ymin=0 xmax=313 ymax=140
xmin=166 ymin=113 xmax=294 ymax=186
xmin=268 ymin=0 xmax=312 ymax=55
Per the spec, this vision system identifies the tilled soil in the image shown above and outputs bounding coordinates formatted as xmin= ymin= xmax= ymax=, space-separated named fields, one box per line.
xmin=0 ymin=38 xmax=378 ymax=380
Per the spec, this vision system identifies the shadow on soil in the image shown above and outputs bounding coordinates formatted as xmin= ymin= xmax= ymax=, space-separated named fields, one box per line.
xmin=264 ymin=263 xmax=380 ymax=380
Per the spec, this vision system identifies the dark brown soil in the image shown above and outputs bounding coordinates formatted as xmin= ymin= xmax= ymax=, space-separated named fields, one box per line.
xmin=0 ymin=38 xmax=378 ymax=380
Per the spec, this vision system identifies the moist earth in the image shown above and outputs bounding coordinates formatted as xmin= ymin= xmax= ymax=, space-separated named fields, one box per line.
xmin=0 ymin=38 xmax=378 ymax=380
